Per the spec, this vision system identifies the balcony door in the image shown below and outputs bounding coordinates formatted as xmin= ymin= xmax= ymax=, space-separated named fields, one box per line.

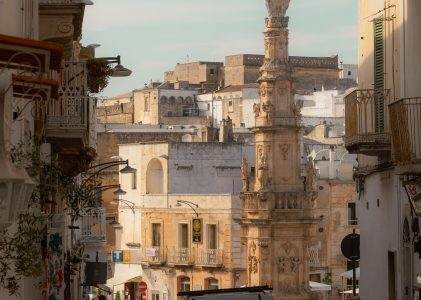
xmin=178 ymin=223 xmax=189 ymax=262
xmin=206 ymin=224 xmax=217 ymax=250
xmin=206 ymin=224 xmax=217 ymax=264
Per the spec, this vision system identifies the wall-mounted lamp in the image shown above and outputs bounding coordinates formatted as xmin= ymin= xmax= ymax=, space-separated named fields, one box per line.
xmin=98 ymin=55 xmax=132 ymax=77
xmin=175 ymin=200 xmax=199 ymax=217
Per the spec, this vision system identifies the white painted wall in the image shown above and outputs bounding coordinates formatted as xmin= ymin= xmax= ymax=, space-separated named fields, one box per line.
xmin=297 ymin=90 xmax=344 ymax=118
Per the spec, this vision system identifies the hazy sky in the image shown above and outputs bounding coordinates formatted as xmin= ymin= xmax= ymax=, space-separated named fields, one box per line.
xmin=82 ymin=0 xmax=357 ymax=98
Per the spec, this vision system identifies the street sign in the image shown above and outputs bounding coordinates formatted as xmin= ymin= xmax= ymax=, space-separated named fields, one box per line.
xmin=341 ymin=233 xmax=360 ymax=260
xmin=139 ymin=281 xmax=148 ymax=292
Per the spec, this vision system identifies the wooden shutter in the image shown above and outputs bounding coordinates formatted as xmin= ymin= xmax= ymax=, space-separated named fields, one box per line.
xmin=373 ymin=17 xmax=385 ymax=132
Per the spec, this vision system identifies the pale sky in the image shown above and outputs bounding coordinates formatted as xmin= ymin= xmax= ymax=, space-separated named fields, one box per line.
xmin=82 ymin=0 xmax=357 ymax=98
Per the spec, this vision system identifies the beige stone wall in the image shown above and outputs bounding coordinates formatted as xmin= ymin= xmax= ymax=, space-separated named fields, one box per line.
xmin=165 ymin=62 xmax=223 ymax=85
xmin=133 ymin=89 xmax=159 ymax=124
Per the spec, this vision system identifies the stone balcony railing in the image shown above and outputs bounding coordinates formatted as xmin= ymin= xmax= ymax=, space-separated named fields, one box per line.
xmin=344 ymin=89 xmax=391 ymax=156
xmin=80 ymin=207 xmax=106 ymax=244
xmin=196 ymin=249 xmax=223 ymax=267
xmin=167 ymin=247 xmax=195 ymax=266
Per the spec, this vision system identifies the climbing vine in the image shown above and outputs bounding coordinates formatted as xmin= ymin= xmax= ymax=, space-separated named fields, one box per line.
xmin=0 ymin=137 xmax=101 ymax=295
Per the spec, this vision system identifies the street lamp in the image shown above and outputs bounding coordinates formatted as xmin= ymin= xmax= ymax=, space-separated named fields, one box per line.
xmin=111 ymin=199 xmax=135 ymax=214
xmin=99 ymin=55 xmax=132 ymax=77
xmin=86 ymin=159 xmax=136 ymax=179
xmin=175 ymin=200 xmax=199 ymax=217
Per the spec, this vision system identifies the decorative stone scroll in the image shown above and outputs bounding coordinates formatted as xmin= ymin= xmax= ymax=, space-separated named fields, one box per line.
xmin=248 ymin=240 xmax=259 ymax=274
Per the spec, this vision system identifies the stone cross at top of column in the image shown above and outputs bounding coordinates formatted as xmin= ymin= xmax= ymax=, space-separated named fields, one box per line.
xmin=265 ymin=0 xmax=290 ymax=17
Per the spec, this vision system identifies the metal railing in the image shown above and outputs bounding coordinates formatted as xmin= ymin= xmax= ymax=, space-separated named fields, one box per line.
xmin=389 ymin=97 xmax=421 ymax=163
xmin=167 ymin=247 xmax=195 ymax=265
xmin=80 ymin=207 xmax=106 ymax=243
xmin=196 ymin=249 xmax=223 ymax=267
xmin=308 ymin=246 xmax=320 ymax=267
xmin=344 ymin=89 xmax=391 ymax=148
xmin=141 ymin=246 xmax=166 ymax=265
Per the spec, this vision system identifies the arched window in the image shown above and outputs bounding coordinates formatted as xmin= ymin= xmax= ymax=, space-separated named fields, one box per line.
xmin=169 ymin=96 xmax=176 ymax=105
xmin=177 ymin=96 xmax=184 ymax=104
xmin=206 ymin=278 xmax=219 ymax=290
xmin=146 ymin=159 xmax=164 ymax=194
xmin=160 ymin=96 xmax=168 ymax=104
xmin=179 ymin=276 xmax=190 ymax=292
xmin=185 ymin=96 xmax=193 ymax=104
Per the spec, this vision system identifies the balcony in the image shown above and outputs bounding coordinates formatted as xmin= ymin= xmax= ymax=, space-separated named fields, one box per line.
xmin=80 ymin=207 xmax=106 ymax=244
xmin=389 ymin=97 xmax=421 ymax=164
xmin=344 ymin=89 xmax=391 ymax=156
xmin=140 ymin=246 xmax=166 ymax=266
xmin=45 ymin=61 xmax=96 ymax=174
xmin=167 ymin=247 xmax=195 ymax=266
xmin=196 ymin=249 xmax=223 ymax=267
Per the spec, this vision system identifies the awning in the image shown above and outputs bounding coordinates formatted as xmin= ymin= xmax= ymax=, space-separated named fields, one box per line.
xmin=340 ymin=267 xmax=360 ymax=280
xmin=309 ymin=281 xmax=331 ymax=292
xmin=340 ymin=288 xmax=359 ymax=294
xmin=126 ymin=276 xmax=143 ymax=283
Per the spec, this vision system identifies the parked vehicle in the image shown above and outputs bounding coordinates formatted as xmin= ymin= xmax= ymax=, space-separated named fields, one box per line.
xmin=177 ymin=286 xmax=274 ymax=300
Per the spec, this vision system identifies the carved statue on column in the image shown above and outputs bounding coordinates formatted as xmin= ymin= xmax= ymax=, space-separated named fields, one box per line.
xmin=262 ymin=101 xmax=273 ymax=122
xmin=253 ymin=103 xmax=261 ymax=117
xmin=265 ymin=0 xmax=290 ymax=17
xmin=241 ymin=158 xmax=250 ymax=192
xmin=257 ymin=146 xmax=268 ymax=191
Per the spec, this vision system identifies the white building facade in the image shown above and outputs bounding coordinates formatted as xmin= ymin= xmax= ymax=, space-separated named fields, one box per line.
xmin=345 ymin=1 xmax=421 ymax=299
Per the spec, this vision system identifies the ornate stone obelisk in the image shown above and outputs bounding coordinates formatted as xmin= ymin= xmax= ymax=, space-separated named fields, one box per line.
xmin=241 ymin=1 xmax=312 ymax=299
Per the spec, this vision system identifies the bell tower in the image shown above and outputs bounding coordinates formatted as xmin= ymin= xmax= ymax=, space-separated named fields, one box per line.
xmin=241 ymin=1 xmax=312 ymax=299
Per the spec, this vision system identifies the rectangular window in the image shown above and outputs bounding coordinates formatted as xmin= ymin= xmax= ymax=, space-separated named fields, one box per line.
xmin=131 ymin=171 xmax=137 ymax=189
xmin=179 ymin=223 xmax=189 ymax=248
xmin=228 ymin=100 xmax=234 ymax=112
xmin=347 ymin=202 xmax=358 ymax=225
xmin=206 ymin=224 xmax=217 ymax=249
xmin=152 ymin=291 xmax=160 ymax=300
xmin=209 ymin=69 xmax=215 ymax=75
xmin=207 ymin=103 xmax=210 ymax=111
xmin=152 ymin=223 xmax=161 ymax=247
xmin=144 ymin=95 xmax=150 ymax=112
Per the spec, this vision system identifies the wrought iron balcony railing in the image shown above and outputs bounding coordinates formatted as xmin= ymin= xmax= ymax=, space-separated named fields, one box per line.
xmin=167 ymin=247 xmax=195 ymax=266
xmin=308 ymin=246 xmax=321 ymax=267
xmin=45 ymin=61 xmax=96 ymax=148
xmin=140 ymin=246 xmax=166 ymax=265
xmin=196 ymin=249 xmax=223 ymax=267
xmin=389 ymin=97 xmax=421 ymax=164
xmin=344 ymin=89 xmax=391 ymax=155
xmin=80 ymin=207 xmax=106 ymax=244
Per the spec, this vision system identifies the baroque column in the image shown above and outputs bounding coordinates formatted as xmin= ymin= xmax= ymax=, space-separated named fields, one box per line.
xmin=241 ymin=1 xmax=312 ymax=299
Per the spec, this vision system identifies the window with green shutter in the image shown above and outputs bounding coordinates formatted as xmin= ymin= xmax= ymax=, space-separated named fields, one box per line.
xmin=373 ymin=17 xmax=385 ymax=132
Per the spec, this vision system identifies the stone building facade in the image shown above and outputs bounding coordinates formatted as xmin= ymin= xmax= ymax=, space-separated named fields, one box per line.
xmin=108 ymin=142 xmax=255 ymax=300
xmin=164 ymin=61 xmax=224 ymax=92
